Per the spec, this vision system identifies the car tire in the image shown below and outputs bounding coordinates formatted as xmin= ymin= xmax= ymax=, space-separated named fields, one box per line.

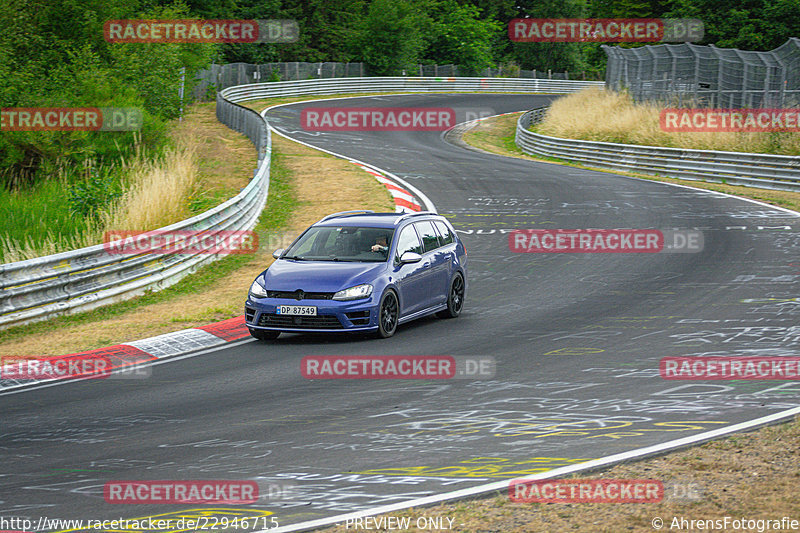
xmin=249 ymin=328 xmax=280 ymax=341
xmin=436 ymin=273 xmax=465 ymax=319
xmin=376 ymin=290 xmax=399 ymax=338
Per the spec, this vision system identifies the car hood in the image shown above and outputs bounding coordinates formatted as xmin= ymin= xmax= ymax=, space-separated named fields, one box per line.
xmin=261 ymin=259 xmax=386 ymax=292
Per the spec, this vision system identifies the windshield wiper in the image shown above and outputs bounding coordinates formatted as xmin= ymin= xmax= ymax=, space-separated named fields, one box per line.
xmin=282 ymin=255 xmax=307 ymax=261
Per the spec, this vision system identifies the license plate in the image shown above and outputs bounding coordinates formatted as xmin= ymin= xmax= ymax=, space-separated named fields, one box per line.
xmin=277 ymin=305 xmax=317 ymax=316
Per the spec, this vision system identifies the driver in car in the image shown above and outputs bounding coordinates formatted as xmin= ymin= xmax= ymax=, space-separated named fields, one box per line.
xmin=371 ymin=235 xmax=389 ymax=253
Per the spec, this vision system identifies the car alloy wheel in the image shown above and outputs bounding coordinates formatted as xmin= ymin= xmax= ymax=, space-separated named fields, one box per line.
xmin=437 ymin=273 xmax=464 ymax=318
xmin=377 ymin=290 xmax=398 ymax=338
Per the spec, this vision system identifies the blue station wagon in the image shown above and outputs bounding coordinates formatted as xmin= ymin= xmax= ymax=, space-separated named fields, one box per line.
xmin=245 ymin=211 xmax=467 ymax=339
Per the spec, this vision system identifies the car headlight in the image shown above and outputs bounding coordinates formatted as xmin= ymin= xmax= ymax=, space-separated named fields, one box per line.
xmin=249 ymin=279 xmax=268 ymax=298
xmin=332 ymin=283 xmax=373 ymax=301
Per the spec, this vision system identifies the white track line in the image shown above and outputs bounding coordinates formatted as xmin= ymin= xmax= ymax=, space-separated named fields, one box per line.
xmin=0 ymin=338 xmax=254 ymax=397
xmin=262 ymin=98 xmax=437 ymax=212
xmin=471 ymin=110 xmax=800 ymax=218
xmin=265 ymin=405 xmax=800 ymax=533
xmin=256 ymin=104 xmax=800 ymax=532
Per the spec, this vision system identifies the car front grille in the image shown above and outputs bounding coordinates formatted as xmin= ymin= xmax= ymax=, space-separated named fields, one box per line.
xmin=266 ymin=290 xmax=335 ymax=300
xmin=258 ymin=313 xmax=343 ymax=329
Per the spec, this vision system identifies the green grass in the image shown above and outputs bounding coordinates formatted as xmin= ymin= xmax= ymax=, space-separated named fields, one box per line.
xmin=0 ymin=155 xmax=146 ymax=263
xmin=0 ymin=145 xmax=298 ymax=347
xmin=189 ymin=155 xmax=246 ymax=214
xmin=257 ymin=149 xmax=297 ymax=230
xmin=501 ymin=131 xmax=526 ymax=155
xmin=187 ymin=185 xmax=238 ymax=214
xmin=0 ymin=177 xmax=91 ymax=262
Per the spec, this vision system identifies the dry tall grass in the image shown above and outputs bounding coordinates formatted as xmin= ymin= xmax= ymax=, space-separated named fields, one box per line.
xmin=1 ymin=142 xmax=199 ymax=263
xmin=0 ymin=231 xmax=92 ymax=264
xmin=538 ymin=87 xmax=800 ymax=155
xmin=101 ymin=144 xmax=197 ymax=232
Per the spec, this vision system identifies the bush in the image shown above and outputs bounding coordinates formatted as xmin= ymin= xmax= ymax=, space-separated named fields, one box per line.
xmin=67 ymin=168 xmax=124 ymax=219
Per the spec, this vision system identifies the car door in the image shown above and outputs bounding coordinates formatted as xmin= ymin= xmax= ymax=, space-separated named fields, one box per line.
xmin=392 ymin=224 xmax=430 ymax=316
xmin=433 ymin=219 xmax=460 ymax=296
xmin=414 ymin=220 xmax=448 ymax=308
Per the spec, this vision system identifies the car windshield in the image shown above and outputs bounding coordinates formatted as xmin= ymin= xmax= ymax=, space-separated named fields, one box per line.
xmin=282 ymin=226 xmax=394 ymax=262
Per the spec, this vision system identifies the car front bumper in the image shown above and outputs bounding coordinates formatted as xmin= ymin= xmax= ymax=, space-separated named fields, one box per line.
xmin=245 ymin=295 xmax=380 ymax=333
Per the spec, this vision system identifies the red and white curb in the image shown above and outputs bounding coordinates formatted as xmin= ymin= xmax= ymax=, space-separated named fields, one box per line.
xmin=263 ymin=98 xmax=436 ymax=214
xmin=1 ymin=108 xmax=435 ymax=394
xmin=0 ymin=316 xmax=250 ymax=392
xmin=350 ymin=162 xmax=421 ymax=212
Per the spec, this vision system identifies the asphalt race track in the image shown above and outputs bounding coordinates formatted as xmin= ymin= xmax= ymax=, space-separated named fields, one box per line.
xmin=2 ymin=94 xmax=800 ymax=530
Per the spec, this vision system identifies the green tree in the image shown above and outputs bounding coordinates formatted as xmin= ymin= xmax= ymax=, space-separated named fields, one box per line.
xmin=666 ymin=0 xmax=800 ymax=50
xmin=351 ymin=0 xmax=427 ymax=75
xmin=762 ymin=0 xmax=800 ymax=50
xmin=217 ymin=0 xmax=282 ymax=63
xmin=423 ymin=0 xmax=501 ymax=75
xmin=506 ymin=0 xmax=589 ymax=72
xmin=0 ymin=0 xmax=214 ymax=190
xmin=253 ymin=0 xmax=366 ymax=63
xmin=108 ymin=4 xmax=215 ymax=119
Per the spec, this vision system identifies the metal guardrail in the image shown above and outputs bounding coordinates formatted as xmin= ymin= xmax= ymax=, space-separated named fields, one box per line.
xmin=0 ymin=77 xmax=601 ymax=330
xmin=216 ymin=92 xmax=270 ymax=163
xmin=0 ymin=95 xmax=271 ymax=330
xmin=195 ymin=64 xmax=601 ymax=99
xmin=220 ymin=76 xmax=604 ymax=101
xmin=516 ymin=107 xmax=800 ymax=192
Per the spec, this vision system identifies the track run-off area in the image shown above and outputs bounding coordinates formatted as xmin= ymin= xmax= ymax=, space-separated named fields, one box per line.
xmin=2 ymin=94 xmax=800 ymax=532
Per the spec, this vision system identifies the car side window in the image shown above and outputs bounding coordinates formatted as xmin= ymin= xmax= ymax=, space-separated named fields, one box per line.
xmin=395 ymin=225 xmax=422 ymax=261
xmin=433 ymin=220 xmax=454 ymax=245
xmin=414 ymin=220 xmax=441 ymax=253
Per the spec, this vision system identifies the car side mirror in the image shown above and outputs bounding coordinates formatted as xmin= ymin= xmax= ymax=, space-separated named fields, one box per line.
xmin=272 ymin=248 xmax=284 ymax=259
xmin=399 ymin=251 xmax=422 ymax=264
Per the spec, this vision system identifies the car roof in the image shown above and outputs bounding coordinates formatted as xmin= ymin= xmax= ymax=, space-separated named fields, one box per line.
xmin=314 ymin=211 xmax=445 ymax=229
